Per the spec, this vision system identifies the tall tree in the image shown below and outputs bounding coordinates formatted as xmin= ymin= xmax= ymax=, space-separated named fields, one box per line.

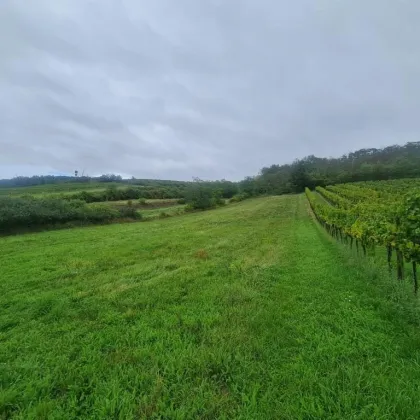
xmin=289 ymin=161 xmax=311 ymax=193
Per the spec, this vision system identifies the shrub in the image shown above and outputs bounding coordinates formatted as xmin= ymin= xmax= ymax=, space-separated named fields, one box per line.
xmin=185 ymin=183 xmax=213 ymax=210
xmin=177 ymin=198 xmax=186 ymax=204
xmin=0 ymin=197 xmax=141 ymax=232
xmin=212 ymin=189 xmax=225 ymax=206
xmin=185 ymin=182 xmax=225 ymax=210
xmin=74 ymin=191 xmax=97 ymax=203
xmin=121 ymin=187 xmax=142 ymax=200
xmin=118 ymin=206 xmax=142 ymax=219
xmin=0 ymin=197 xmax=86 ymax=229
xmin=63 ymin=186 xmax=191 ymax=203
xmin=229 ymin=193 xmax=249 ymax=203
xmin=184 ymin=204 xmax=195 ymax=212
xmin=85 ymin=204 xmax=120 ymax=221
xmin=105 ymin=186 xmax=119 ymax=201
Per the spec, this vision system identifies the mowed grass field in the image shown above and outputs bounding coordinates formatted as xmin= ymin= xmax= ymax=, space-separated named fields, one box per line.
xmin=1 ymin=195 xmax=420 ymax=419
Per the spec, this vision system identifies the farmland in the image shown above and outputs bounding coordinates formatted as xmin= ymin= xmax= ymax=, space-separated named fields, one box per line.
xmin=0 ymin=180 xmax=190 ymax=205
xmin=0 ymin=182 xmax=125 ymax=197
xmin=306 ymin=179 xmax=420 ymax=293
xmin=2 ymin=195 xmax=420 ymax=418
xmin=0 ymin=178 xmax=192 ymax=197
xmin=88 ymin=199 xmax=186 ymax=221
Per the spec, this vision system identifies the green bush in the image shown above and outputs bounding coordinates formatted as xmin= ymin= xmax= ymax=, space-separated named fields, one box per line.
xmin=84 ymin=203 xmax=120 ymax=221
xmin=184 ymin=204 xmax=195 ymax=212
xmin=64 ymin=185 xmax=189 ymax=203
xmin=118 ymin=206 xmax=142 ymax=219
xmin=185 ymin=182 xmax=225 ymax=210
xmin=229 ymin=193 xmax=249 ymax=203
xmin=0 ymin=197 xmax=141 ymax=232
xmin=212 ymin=189 xmax=225 ymax=206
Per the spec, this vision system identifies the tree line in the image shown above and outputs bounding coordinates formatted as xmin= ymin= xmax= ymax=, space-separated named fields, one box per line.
xmin=240 ymin=141 xmax=420 ymax=196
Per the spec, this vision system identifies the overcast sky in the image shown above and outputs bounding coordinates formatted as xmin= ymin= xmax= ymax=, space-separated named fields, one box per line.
xmin=1 ymin=0 xmax=419 ymax=180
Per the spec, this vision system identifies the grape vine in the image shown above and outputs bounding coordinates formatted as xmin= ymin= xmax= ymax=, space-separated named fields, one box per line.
xmin=306 ymin=180 xmax=420 ymax=293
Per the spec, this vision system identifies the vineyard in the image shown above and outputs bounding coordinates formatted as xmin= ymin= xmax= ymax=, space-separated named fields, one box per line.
xmin=306 ymin=179 xmax=420 ymax=293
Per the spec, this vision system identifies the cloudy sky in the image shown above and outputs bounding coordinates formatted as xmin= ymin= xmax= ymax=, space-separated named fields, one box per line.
xmin=1 ymin=0 xmax=419 ymax=180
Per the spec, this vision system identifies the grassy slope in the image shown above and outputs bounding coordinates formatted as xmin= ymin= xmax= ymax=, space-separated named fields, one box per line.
xmin=89 ymin=200 xmax=186 ymax=221
xmin=1 ymin=196 xmax=420 ymax=419
xmin=0 ymin=182 xmax=126 ymax=196
xmin=141 ymin=205 xmax=186 ymax=220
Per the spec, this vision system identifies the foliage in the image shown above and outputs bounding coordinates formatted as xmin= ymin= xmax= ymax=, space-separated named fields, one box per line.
xmin=0 ymin=177 xmax=239 ymax=207
xmin=229 ymin=193 xmax=249 ymax=203
xmin=0 ymin=197 xmax=141 ymax=232
xmin=185 ymin=182 xmax=214 ymax=209
xmin=238 ymin=177 xmax=257 ymax=196
xmin=240 ymin=141 xmax=420 ymax=197
xmin=289 ymin=161 xmax=313 ymax=193
xmin=98 ymin=174 xmax=123 ymax=183
xmin=159 ymin=211 xmax=170 ymax=218
xmin=63 ymin=186 xmax=185 ymax=203
xmin=117 ymin=204 xmax=142 ymax=219
xmin=307 ymin=179 xmax=420 ymax=292
xmin=185 ymin=181 xmax=226 ymax=210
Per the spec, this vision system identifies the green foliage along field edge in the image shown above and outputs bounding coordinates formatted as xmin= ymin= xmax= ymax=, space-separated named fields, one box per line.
xmin=0 ymin=182 xmax=250 ymax=235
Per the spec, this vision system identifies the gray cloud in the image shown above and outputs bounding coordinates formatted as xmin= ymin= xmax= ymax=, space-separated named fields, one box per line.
xmin=1 ymin=0 xmax=419 ymax=180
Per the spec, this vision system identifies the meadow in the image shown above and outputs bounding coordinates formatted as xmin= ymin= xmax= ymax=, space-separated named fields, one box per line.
xmin=0 ymin=181 xmax=186 ymax=201
xmin=2 ymin=195 xmax=420 ymax=419
xmin=0 ymin=182 xmax=123 ymax=197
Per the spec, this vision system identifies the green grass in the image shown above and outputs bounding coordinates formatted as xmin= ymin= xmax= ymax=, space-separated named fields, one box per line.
xmin=141 ymin=205 xmax=186 ymax=220
xmin=0 ymin=182 xmax=126 ymax=197
xmin=89 ymin=199 xmax=185 ymax=221
xmin=1 ymin=195 xmax=420 ymax=419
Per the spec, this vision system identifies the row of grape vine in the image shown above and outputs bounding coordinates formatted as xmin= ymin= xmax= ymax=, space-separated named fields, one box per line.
xmin=306 ymin=179 xmax=420 ymax=293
